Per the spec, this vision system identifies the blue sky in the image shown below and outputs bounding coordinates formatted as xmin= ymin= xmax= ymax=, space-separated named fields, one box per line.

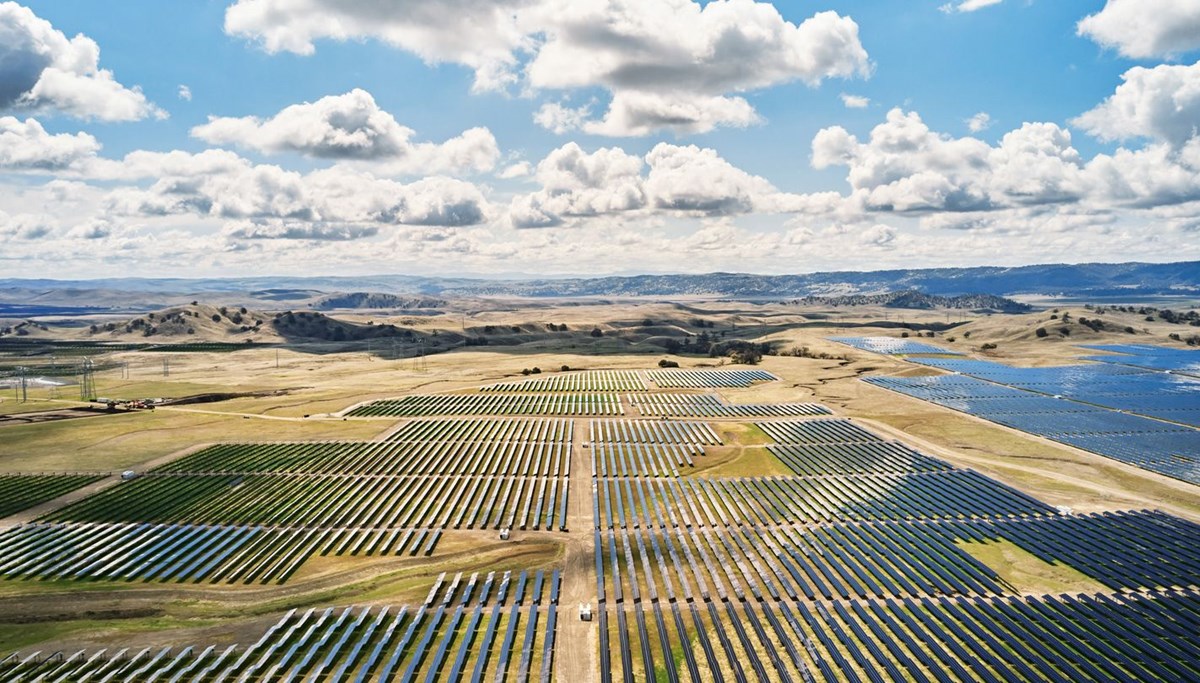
xmin=2 ymin=0 xmax=1200 ymax=278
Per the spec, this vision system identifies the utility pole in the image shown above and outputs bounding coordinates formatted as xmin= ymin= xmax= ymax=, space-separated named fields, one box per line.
xmin=275 ymin=349 xmax=280 ymax=369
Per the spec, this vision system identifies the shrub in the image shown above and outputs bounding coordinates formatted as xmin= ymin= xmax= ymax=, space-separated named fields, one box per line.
xmin=981 ymin=342 xmax=998 ymax=350
xmin=1035 ymin=327 xmax=1048 ymax=338
xmin=561 ymin=365 xmax=570 ymax=372
xmin=658 ymin=359 xmax=679 ymax=368
xmin=211 ymin=314 xmax=221 ymax=322
xmin=590 ymin=327 xmax=603 ymax=337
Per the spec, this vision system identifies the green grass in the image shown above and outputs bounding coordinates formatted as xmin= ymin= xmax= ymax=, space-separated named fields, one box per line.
xmin=956 ymin=539 xmax=1108 ymax=594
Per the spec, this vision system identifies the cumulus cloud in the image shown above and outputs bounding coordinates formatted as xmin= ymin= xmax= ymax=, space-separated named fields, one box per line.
xmin=67 ymin=217 xmax=111 ymax=239
xmin=0 ymin=209 xmax=54 ymax=239
xmin=177 ymin=85 xmax=192 ymax=101
xmin=496 ymin=161 xmax=532 ymax=179
xmin=645 ymin=143 xmax=776 ymax=214
xmin=0 ymin=2 xmax=163 ymax=120
xmin=533 ymin=102 xmax=591 ymax=135
xmin=224 ymin=0 xmax=535 ymax=91
xmin=1073 ymin=62 xmax=1200 ymax=149
xmin=222 ymin=219 xmax=378 ymax=241
xmin=224 ymin=0 xmax=870 ymax=136
xmin=840 ymin=94 xmax=869 ymax=109
xmin=526 ymin=3 xmax=869 ymax=135
xmin=1077 ymin=0 xmax=1200 ymax=59
xmin=813 ymin=107 xmax=1200 ymax=214
xmin=967 ymin=112 xmax=992 ymax=133
xmin=509 ymin=139 xmax=830 ymax=227
xmin=0 ymin=116 xmax=100 ymax=170
xmin=581 ymin=92 xmax=760 ymax=137
xmin=102 ymin=150 xmax=492 ymax=232
xmin=859 ymin=223 xmax=896 ymax=246
xmin=509 ymin=142 xmax=645 ymax=227
xmin=191 ymin=89 xmax=499 ymax=173
xmin=939 ymin=0 xmax=1002 ymax=13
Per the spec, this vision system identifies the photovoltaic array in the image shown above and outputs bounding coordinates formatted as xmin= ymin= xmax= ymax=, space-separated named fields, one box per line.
xmin=646 ymin=368 xmax=779 ymax=388
xmin=348 ymin=393 xmax=623 ymax=417
xmin=4 ymin=360 xmax=1200 ymax=681
xmin=591 ymin=411 xmax=1200 ymax=681
xmin=865 ymin=373 xmax=1200 ymax=484
xmin=830 ymin=336 xmax=964 ymax=355
xmin=629 ymin=392 xmax=830 ymax=418
xmin=0 ymin=474 xmax=104 ymax=518
xmin=0 ymin=569 xmax=562 ymax=682
xmin=1081 ymin=343 xmax=1200 ymax=378
xmin=483 ymin=370 xmax=648 ymax=392
xmin=906 ymin=355 xmax=1200 ymax=428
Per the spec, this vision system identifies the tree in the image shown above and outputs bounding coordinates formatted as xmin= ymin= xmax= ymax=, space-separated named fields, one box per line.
xmin=590 ymin=327 xmax=603 ymax=337
xmin=211 ymin=314 xmax=221 ymax=322
xmin=658 ymin=359 xmax=679 ymax=368
xmin=1035 ymin=327 xmax=1048 ymax=338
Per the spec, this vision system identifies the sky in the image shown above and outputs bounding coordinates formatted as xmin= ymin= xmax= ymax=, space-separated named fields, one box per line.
xmin=2 ymin=0 xmax=1200 ymax=279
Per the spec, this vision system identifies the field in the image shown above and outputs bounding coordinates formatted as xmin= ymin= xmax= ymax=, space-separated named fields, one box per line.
xmin=1 ymin=298 xmax=1199 ymax=681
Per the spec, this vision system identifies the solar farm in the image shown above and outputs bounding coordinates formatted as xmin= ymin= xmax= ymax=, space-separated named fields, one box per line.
xmin=2 ymin=320 xmax=1200 ymax=682
xmin=839 ymin=336 xmax=1200 ymax=484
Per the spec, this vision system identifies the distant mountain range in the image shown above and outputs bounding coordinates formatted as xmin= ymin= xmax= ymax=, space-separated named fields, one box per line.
xmin=0 ymin=261 xmax=1196 ymax=309
xmin=788 ymin=291 xmax=1032 ymax=313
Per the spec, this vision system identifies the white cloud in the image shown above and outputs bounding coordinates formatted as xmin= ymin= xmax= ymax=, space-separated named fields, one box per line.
xmin=1073 ymin=62 xmax=1200 ymax=149
xmin=939 ymin=0 xmax=1003 ymax=13
xmin=224 ymin=0 xmax=870 ymax=137
xmin=496 ymin=161 xmax=532 ymax=179
xmin=222 ymin=219 xmax=377 ymax=241
xmin=580 ymin=92 xmax=760 ymax=137
xmin=101 ymin=151 xmax=492 ymax=231
xmin=526 ymin=3 xmax=869 ymax=136
xmin=0 ymin=209 xmax=55 ymax=240
xmin=191 ymin=89 xmax=499 ymax=173
xmin=840 ymin=93 xmax=869 ymax=109
xmin=67 ymin=217 xmax=111 ymax=240
xmin=178 ymin=85 xmax=192 ymax=101
xmin=645 ymin=143 xmax=776 ymax=214
xmin=813 ymin=107 xmax=1200 ymax=214
xmin=0 ymin=116 xmax=100 ymax=171
xmin=859 ymin=223 xmax=896 ymax=247
xmin=508 ymin=139 xmax=834 ymax=228
xmin=509 ymin=142 xmax=645 ymax=227
xmin=1077 ymin=0 xmax=1200 ymax=59
xmin=967 ymin=112 xmax=992 ymax=133
xmin=224 ymin=0 xmax=534 ymax=91
xmin=0 ymin=2 xmax=164 ymax=121
xmin=533 ymin=102 xmax=591 ymax=135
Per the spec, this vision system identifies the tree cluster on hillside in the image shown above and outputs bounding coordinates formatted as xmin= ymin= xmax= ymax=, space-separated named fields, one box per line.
xmin=788 ymin=290 xmax=1031 ymax=313
xmin=272 ymin=310 xmax=416 ymax=342
xmin=780 ymin=346 xmax=849 ymax=360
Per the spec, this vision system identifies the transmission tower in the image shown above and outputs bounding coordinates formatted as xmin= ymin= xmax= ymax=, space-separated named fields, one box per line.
xmin=15 ymin=366 xmax=27 ymax=403
xmin=79 ymin=358 xmax=96 ymax=401
xmin=413 ymin=340 xmax=428 ymax=373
